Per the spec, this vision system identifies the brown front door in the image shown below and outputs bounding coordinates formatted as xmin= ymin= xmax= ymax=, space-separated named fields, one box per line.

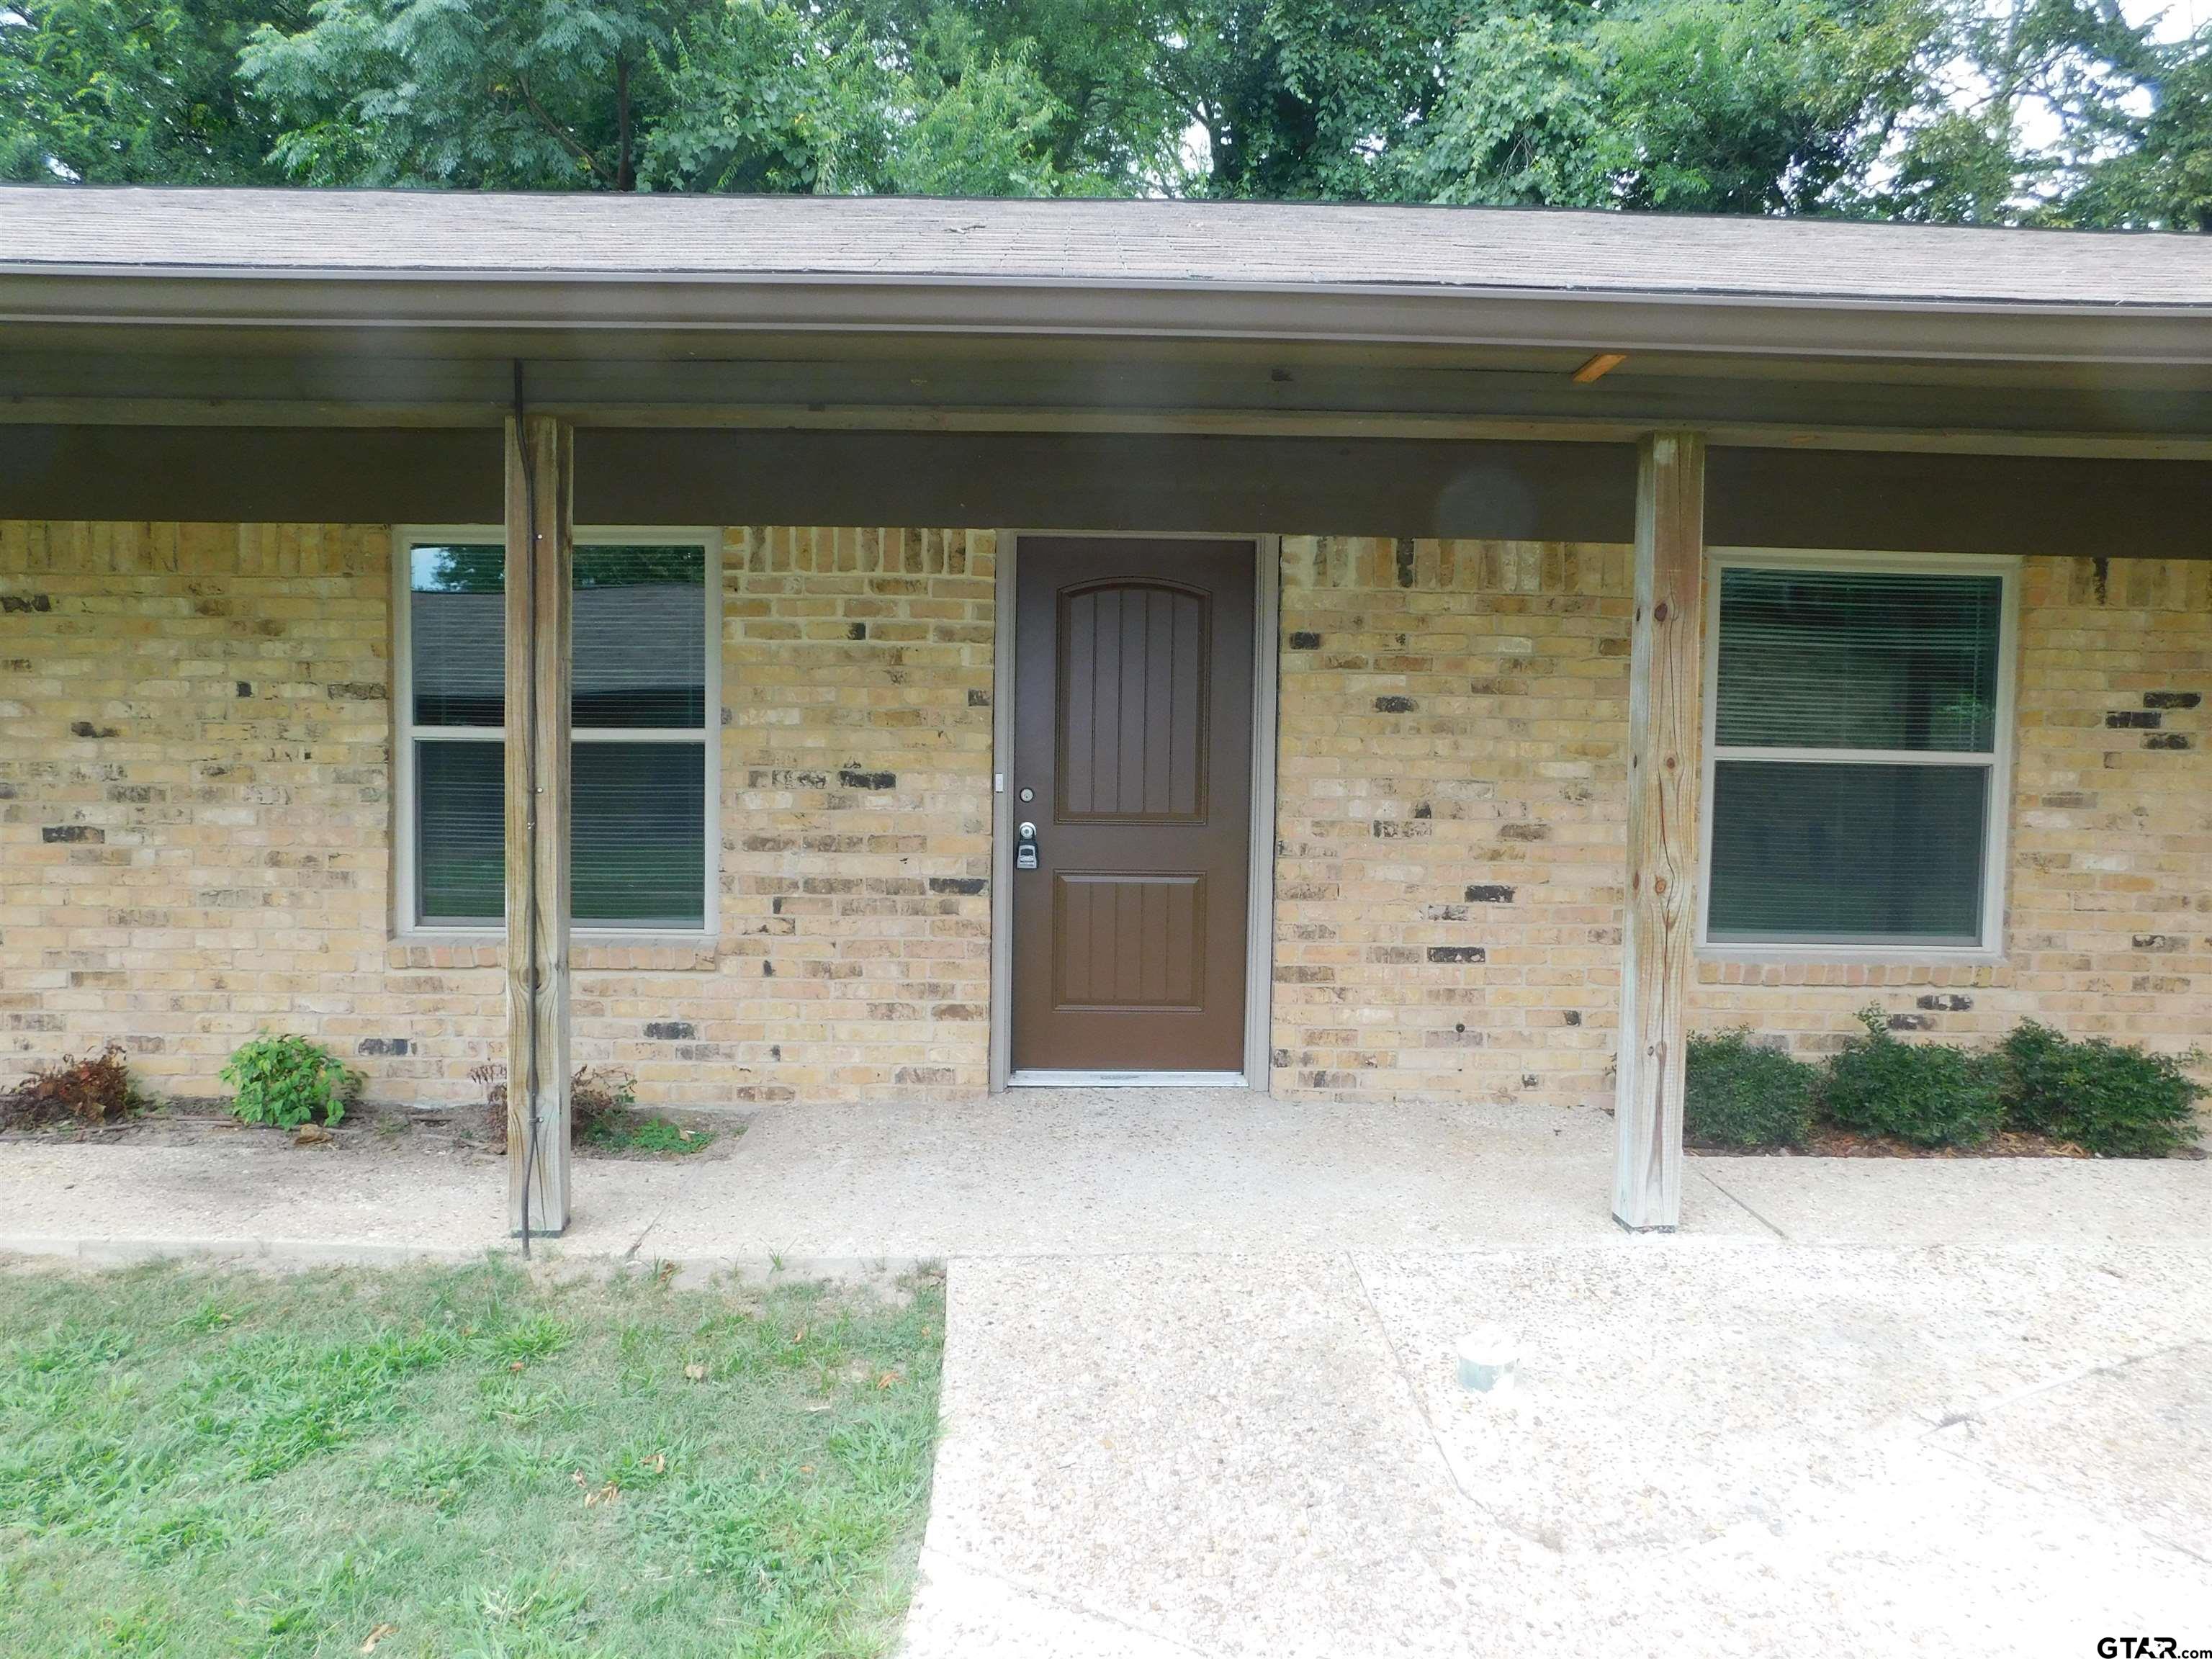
xmin=1012 ymin=537 xmax=1255 ymax=1074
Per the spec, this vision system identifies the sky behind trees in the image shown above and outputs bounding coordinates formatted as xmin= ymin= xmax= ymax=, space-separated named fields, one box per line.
xmin=4 ymin=1 xmax=2208 ymax=229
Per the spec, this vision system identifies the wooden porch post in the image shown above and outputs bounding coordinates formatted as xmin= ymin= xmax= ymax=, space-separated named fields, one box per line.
xmin=505 ymin=413 xmax=574 ymax=1238
xmin=1613 ymin=431 xmax=1706 ymax=1232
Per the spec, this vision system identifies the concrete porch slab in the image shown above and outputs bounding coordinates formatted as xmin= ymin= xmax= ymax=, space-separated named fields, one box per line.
xmin=0 ymin=1092 xmax=1763 ymax=1268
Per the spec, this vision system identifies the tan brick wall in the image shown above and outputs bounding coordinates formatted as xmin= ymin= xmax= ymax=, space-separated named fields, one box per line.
xmin=1 ymin=522 xmax=994 ymax=1107
xmin=1269 ymin=538 xmax=2211 ymax=1103
xmin=1270 ymin=537 xmax=1635 ymax=1103
xmin=0 ymin=522 xmax=411 ymax=1091
xmin=1694 ymin=554 xmax=2212 ymax=1058
xmin=4 ymin=521 xmax=2203 ymax=1112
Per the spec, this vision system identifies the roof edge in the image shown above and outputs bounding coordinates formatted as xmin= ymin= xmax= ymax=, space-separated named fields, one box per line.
xmin=5 ymin=269 xmax=2211 ymax=366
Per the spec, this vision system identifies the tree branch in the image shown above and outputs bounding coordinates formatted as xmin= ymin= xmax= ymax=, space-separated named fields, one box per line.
xmin=511 ymin=73 xmax=613 ymax=186
xmin=615 ymin=53 xmax=633 ymax=191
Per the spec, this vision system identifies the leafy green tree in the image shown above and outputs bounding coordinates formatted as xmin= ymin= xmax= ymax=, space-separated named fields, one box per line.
xmin=639 ymin=3 xmax=893 ymax=193
xmin=240 ymin=0 xmax=688 ymax=188
xmin=1156 ymin=0 xmax=1459 ymax=199
xmin=1393 ymin=0 xmax=1946 ymax=216
xmin=1 ymin=0 xmax=294 ymax=183
xmin=1982 ymin=0 xmax=2212 ymax=230
xmin=886 ymin=30 xmax=1076 ymax=196
xmin=7 ymin=0 xmax=2211 ymax=229
xmin=854 ymin=0 xmax=1184 ymax=192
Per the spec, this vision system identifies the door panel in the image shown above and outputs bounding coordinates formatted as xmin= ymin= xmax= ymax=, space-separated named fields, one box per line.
xmin=1014 ymin=537 xmax=1254 ymax=1074
xmin=1053 ymin=873 xmax=1207 ymax=1011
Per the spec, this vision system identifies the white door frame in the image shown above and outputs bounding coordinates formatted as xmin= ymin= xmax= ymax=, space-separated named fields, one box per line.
xmin=988 ymin=531 xmax=1281 ymax=1092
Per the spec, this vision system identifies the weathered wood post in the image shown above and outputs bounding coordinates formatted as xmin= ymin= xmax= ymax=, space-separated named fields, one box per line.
xmin=504 ymin=413 xmax=574 ymax=1237
xmin=1613 ymin=431 xmax=1706 ymax=1231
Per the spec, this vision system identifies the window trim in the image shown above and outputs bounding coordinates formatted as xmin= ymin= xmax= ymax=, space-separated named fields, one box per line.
xmin=392 ymin=524 xmax=723 ymax=940
xmin=1695 ymin=547 xmax=2020 ymax=963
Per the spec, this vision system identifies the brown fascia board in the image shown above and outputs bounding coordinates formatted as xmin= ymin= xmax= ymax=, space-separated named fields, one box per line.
xmin=3 ymin=267 xmax=2211 ymax=368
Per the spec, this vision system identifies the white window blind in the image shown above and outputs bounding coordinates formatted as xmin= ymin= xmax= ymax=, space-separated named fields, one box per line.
xmin=1704 ymin=560 xmax=2011 ymax=950
xmin=403 ymin=538 xmax=713 ymax=931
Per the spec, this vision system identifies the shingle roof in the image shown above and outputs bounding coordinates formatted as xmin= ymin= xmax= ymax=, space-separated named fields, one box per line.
xmin=4 ymin=186 xmax=2208 ymax=311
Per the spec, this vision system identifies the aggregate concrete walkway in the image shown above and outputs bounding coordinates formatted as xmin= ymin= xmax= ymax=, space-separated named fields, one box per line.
xmin=902 ymin=1244 xmax=2212 ymax=1659
xmin=5 ymin=1092 xmax=2211 ymax=1657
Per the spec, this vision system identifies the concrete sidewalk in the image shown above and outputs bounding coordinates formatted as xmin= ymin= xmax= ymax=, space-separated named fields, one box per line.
xmin=6 ymin=1093 xmax=2211 ymax=1658
xmin=6 ymin=1092 xmax=2208 ymax=1267
xmin=903 ymin=1245 xmax=2212 ymax=1659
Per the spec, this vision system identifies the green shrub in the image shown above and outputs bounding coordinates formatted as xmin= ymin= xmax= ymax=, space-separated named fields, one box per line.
xmin=220 ymin=1033 xmax=359 ymax=1130
xmin=2000 ymin=1022 xmax=2206 ymax=1158
xmin=1684 ymin=1030 xmax=1816 ymax=1148
xmin=1822 ymin=1005 xmax=2005 ymax=1148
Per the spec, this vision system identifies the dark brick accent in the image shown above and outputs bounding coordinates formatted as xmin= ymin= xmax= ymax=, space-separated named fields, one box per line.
xmin=2143 ymin=691 xmax=2201 ymax=710
xmin=644 ymin=1021 xmax=696 ymax=1040
xmin=1 ymin=594 xmax=52 ymax=613
xmin=1917 ymin=994 xmax=1973 ymax=1012
xmin=1563 ymin=1010 xmax=1583 ymax=1026
xmin=847 ymin=623 xmax=867 ymax=640
xmin=1288 ymin=631 xmax=1322 ymax=651
xmin=325 ymin=683 xmax=385 ymax=701
xmin=1426 ymin=945 xmax=1488 ymax=963
xmin=1395 ymin=538 xmax=1416 ymax=589
xmin=68 ymin=721 xmax=120 ymax=739
xmin=356 ymin=1038 xmax=410 ymax=1056
xmin=1464 ymin=884 xmax=1516 ymax=903
xmin=236 ymin=681 xmax=253 ymax=698
xmin=966 ymin=688 xmax=992 ymax=707
xmin=2131 ymin=935 xmax=2184 ymax=952
xmin=42 ymin=825 xmax=103 ymax=843
xmin=2106 ymin=710 xmax=2161 ymax=729
xmin=1373 ymin=695 xmax=1416 ymax=714
xmin=1887 ymin=1013 xmax=1936 ymax=1032
xmin=2144 ymin=732 xmax=2191 ymax=750
xmin=837 ymin=769 xmax=896 ymax=789
xmin=928 ymin=876 xmax=987 ymax=896
xmin=1498 ymin=824 xmax=1550 ymax=842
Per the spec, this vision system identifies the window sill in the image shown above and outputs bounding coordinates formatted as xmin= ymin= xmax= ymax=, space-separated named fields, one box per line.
xmin=1698 ymin=944 xmax=2002 ymax=967
xmin=387 ymin=932 xmax=721 ymax=972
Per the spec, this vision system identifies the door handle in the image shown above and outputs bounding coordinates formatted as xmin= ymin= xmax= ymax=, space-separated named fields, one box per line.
xmin=1016 ymin=820 xmax=1040 ymax=871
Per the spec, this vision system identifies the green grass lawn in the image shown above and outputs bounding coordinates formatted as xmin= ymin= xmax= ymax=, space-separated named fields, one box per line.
xmin=0 ymin=1260 xmax=944 ymax=1659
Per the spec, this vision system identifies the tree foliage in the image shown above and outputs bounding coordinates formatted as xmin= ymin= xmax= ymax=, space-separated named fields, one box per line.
xmin=3 ymin=0 xmax=2208 ymax=228
xmin=1 ymin=0 xmax=294 ymax=182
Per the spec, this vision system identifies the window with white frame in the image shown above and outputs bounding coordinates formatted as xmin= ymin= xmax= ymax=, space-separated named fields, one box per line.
xmin=1701 ymin=554 xmax=2014 ymax=951
xmin=399 ymin=533 xmax=716 ymax=932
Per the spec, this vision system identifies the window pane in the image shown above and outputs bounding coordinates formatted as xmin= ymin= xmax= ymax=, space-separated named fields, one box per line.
xmin=573 ymin=544 xmax=707 ymax=728
xmin=410 ymin=544 xmax=505 ymax=727
xmin=1709 ymin=761 xmax=1988 ymax=945
xmin=416 ymin=740 xmax=504 ymax=925
xmin=1717 ymin=567 xmax=2003 ymax=752
xmin=575 ymin=743 xmax=706 ymax=927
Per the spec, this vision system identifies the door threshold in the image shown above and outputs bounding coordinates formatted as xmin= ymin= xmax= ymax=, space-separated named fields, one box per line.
xmin=1007 ymin=1069 xmax=1249 ymax=1089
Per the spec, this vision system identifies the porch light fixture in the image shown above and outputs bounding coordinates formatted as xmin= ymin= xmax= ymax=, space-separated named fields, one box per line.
xmin=1572 ymin=351 xmax=1629 ymax=384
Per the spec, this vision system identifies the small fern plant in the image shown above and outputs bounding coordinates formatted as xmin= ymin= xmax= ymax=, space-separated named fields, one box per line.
xmin=221 ymin=1033 xmax=360 ymax=1130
